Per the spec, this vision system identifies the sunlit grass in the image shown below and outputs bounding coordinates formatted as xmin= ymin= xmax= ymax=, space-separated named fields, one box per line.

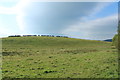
xmin=2 ymin=36 xmax=118 ymax=78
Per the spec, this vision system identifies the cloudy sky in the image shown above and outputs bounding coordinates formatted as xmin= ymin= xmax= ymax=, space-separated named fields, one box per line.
xmin=0 ymin=0 xmax=118 ymax=40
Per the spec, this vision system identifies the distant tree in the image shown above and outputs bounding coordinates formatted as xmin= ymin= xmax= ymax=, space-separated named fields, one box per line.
xmin=118 ymin=30 xmax=120 ymax=51
xmin=118 ymin=20 xmax=120 ymax=51
xmin=112 ymin=34 xmax=118 ymax=48
xmin=112 ymin=20 xmax=120 ymax=51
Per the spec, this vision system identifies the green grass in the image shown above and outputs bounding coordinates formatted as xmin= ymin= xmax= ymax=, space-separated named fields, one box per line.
xmin=2 ymin=36 xmax=118 ymax=78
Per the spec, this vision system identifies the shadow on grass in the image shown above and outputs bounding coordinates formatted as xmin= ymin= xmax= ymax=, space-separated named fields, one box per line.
xmin=2 ymin=51 xmax=22 ymax=56
xmin=58 ymin=49 xmax=98 ymax=54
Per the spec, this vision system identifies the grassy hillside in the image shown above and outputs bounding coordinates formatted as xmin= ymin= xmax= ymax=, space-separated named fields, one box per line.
xmin=2 ymin=36 xmax=118 ymax=78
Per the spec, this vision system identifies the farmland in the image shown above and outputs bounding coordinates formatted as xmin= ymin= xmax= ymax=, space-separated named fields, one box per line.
xmin=2 ymin=36 xmax=118 ymax=78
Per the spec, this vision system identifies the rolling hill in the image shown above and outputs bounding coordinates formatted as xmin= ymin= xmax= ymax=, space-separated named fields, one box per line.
xmin=2 ymin=36 xmax=118 ymax=78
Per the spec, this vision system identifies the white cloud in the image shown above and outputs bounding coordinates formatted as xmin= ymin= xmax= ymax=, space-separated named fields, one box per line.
xmin=0 ymin=0 xmax=30 ymax=15
xmin=0 ymin=0 xmax=118 ymax=2
xmin=0 ymin=6 xmax=16 ymax=14
xmin=90 ymin=3 xmax=111 ymax=17
xmin=62 ymin=14 xmax=118 ymax=40
xmin=0 ymin=1 xmax=118 ymax=40
xmin=0 ymin=0 xmax=30 ymax=33
xmin=15 ymin=0 xmax=31 ymax=32
xmin=0 ymin=28 xmax=11 ymax=37
xmin=15 ymin=2 xmax=111 ymax=34
xmin=0 ymin=1 xmax=113 ymax=33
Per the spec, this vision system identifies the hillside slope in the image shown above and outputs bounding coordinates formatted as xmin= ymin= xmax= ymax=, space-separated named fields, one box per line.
xmin=2 ymin=36 xmax=118 ymax=78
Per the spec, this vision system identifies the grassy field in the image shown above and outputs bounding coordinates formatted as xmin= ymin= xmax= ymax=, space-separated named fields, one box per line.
xmin=2 ymin=36 xmax=118 ymax=78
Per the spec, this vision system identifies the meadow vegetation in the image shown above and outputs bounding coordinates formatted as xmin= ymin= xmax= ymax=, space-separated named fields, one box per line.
xmin=2 ymin=36 xmax=118 ymax=78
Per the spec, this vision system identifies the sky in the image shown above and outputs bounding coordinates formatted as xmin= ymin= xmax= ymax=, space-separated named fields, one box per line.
xmin=0 ymin=0 xmax=118 ymax=40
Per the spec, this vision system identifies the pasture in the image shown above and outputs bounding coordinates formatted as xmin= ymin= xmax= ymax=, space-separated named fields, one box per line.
xmin=2 ymin=36 xmax=118 ymax=78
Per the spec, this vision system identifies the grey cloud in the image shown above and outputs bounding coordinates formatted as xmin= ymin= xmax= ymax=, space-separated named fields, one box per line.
xmin=20 ymin=2 xmax=104 ymax=34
